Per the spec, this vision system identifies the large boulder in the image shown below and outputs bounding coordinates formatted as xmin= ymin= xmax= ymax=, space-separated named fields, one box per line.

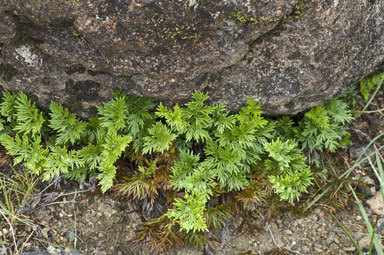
xmin=0 ymin=0 xmax=383 ymax=116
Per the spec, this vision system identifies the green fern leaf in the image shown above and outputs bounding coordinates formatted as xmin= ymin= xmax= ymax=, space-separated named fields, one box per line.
xmin=43 ymin=146 xmax=84 ymax=181
xmin=13 ymin=92 xmax=45 ymax=136
xmin=0 ymin=91 xmax=17 ymax=122
xmin=142 ymin=122 xmax=176 ymax=154
xmin=49 ymin=102 xmax=87 ymax=145
xmin=97 ymin=95 xmax=127 ymax=132
xmin=166 ymin=191 xmax=209 ymax=232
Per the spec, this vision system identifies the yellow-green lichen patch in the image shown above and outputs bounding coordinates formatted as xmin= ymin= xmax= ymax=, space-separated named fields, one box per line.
xmin=292 ymin=0 xmax=307 ymax=19
xmin=146 ymin=13 xmax=201 ymax=43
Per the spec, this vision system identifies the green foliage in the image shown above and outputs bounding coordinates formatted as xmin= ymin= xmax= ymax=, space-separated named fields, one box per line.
xmin=13 ymin=92 xmax=45 ymax=136
xmin=97 ymin=131 xmax=132 ymax=192
xmin=264 ymin=138 xmax=313 ymax=203
xmin=360 ymin=73 xmax=384 ymax=101
xmin=294 ymin=98 xmax=354 ymax=153
xmin=142 ymin=122 xmax=176 ymax=154
xmin=0 ymin=89 xmax=356 ymax=238
xmin=43 ymin=146 xmax=83 ymax=181
xmin=49 ymin=101 xmax=87 ymax=145
xmin=97 ymin=95 xmax=127 ymax=132
xmin=0 ymin=134 xmax=47 ymax=175
xmin=166 ymin=191 xmax=209 ymax=232
xmin=156 ymin=91 xmax=213 ymax=143
xmin=0 ymin=91 xmax=17 ymax=122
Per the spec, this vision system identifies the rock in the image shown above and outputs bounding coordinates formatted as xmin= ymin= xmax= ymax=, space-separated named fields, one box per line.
xmin=358 ymin=236 xmax=372 ymax=250
xmin=0 ymin=245 xmax=7 ymax=255
xmin=0 ymin=0 xmax=383 ymax=116
xmin=349 ymin=145 xmax=375 ymax=167
xmin=367 ymin=192 xmax=384 ymax=216
xmin=359 ymin=176 xmax=376 ymax=197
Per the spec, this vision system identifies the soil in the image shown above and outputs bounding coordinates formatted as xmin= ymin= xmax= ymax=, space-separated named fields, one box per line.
xmin=1 ymin=87 xmax=384 ymax=255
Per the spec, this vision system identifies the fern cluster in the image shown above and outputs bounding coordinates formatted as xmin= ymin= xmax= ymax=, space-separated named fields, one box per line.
xmin=294 ymin=98 xmax=354 ymax=154
xmin=0 ymin=89 xmax=355 ymax=239
xmin=360 ymin=73 xmax=384 ymax=101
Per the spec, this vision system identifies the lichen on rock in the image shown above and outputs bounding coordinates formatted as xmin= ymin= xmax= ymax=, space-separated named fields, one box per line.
xmin=0 ymin=0 xmax=383 ymax=116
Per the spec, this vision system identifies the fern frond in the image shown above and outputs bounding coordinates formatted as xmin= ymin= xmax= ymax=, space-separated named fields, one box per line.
xmin=268 ymin=167 xmax=313 ymax=203
xmin=0 ymin=91 xmax=17 ymax=122
xmin=325 ymin=99 xmax=354 ymax=124
xmin=166 ymin=191 xmax=208 ymax=232
xmin=86 ymin=117 xmax=106 ymax=142
xmin=78 ymin=142 xmax=104 ymax=170
xmin=210 ymin=102 xmax=236 ymax=134
xmin=156 ymin=103 xmax=189 ymax=133
xmin=13 ymin=92 xmax=45 ymax=136
xmin=183 ymin=91 xmax=213 ymax=143
xmin=0 ymin=134 xmax=31 ymax=164
xmin=125 ymin=95 xmax=156 ymax=137
xmin=305 ymin=104 xmax=330 ymax=130
xmin=43 ymin=146 xmax=84 ymax=181
xmin=142 ymin=122 xmax=176 ymax=154
xmin=97 ymin=95 xmax=127 ymax=132
xmin=97 ymin=161 xmax=117 ymax=193
xmin=360 ymin=73 xmax=384 ymax=101
xmin=49 ymin=101 xmax=87 ymax=145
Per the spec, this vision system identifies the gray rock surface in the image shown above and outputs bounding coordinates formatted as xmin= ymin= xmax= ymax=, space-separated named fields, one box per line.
xmin=0 ymin=0 xmax=383 ymax=116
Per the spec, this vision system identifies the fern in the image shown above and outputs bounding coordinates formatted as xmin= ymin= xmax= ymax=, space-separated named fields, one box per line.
xmin=97 ymin=161 xmax=118 ymax=193
xmin=0 ymin=134 xmax=47 ymax=174
xmin=43 ymin=146 xmax=84 ymax=181
xmin=360 ymin=73 xmax=384 ymax=101
xmin=210 ymin=102 xmax=236 ymax=135
xmin=97 ymin=131 xmax=132 ymax=192
xmin=86 ymin=117 xmax=105 ymax=143
xmin=172 ymin=160 xmax=216 ymax=196
xmin=166 ymin=191 xmax=209 ymax=232
xmin=0 ymin=91 xmax=17 ymax=123
xmin=13 ymin=92 xmax=45 ymax=136
xmin=142 ymin=122 xmax=176 ymax=154
xmin=157 ymin=91 xmax=213 ymax=143
xmin=295 ymin=98 xmax=354 ymax=153
xmin=124 ymin=95 xmax=156 ymax=137
xmin=156 ymin=103 xmax=188 ymax=133
xmin=48 ymin=102 xmax=87 ymax=145
xmin=268 ymin=167 xmax=313 ymax=203
xmin=264 ymin=138 xmax=313 ymax=203
xmin=203 ymin=140 xmax=248 ymax=191
xmin=0 ymin=89 xmax=357 ymax=239
xmin=170 ymin=149 xmax=201 ymax=190
xmin=97 ymin=95 xmax=127 ymax=133
xmin=78 ymin=142 xmax=104 ymax=171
